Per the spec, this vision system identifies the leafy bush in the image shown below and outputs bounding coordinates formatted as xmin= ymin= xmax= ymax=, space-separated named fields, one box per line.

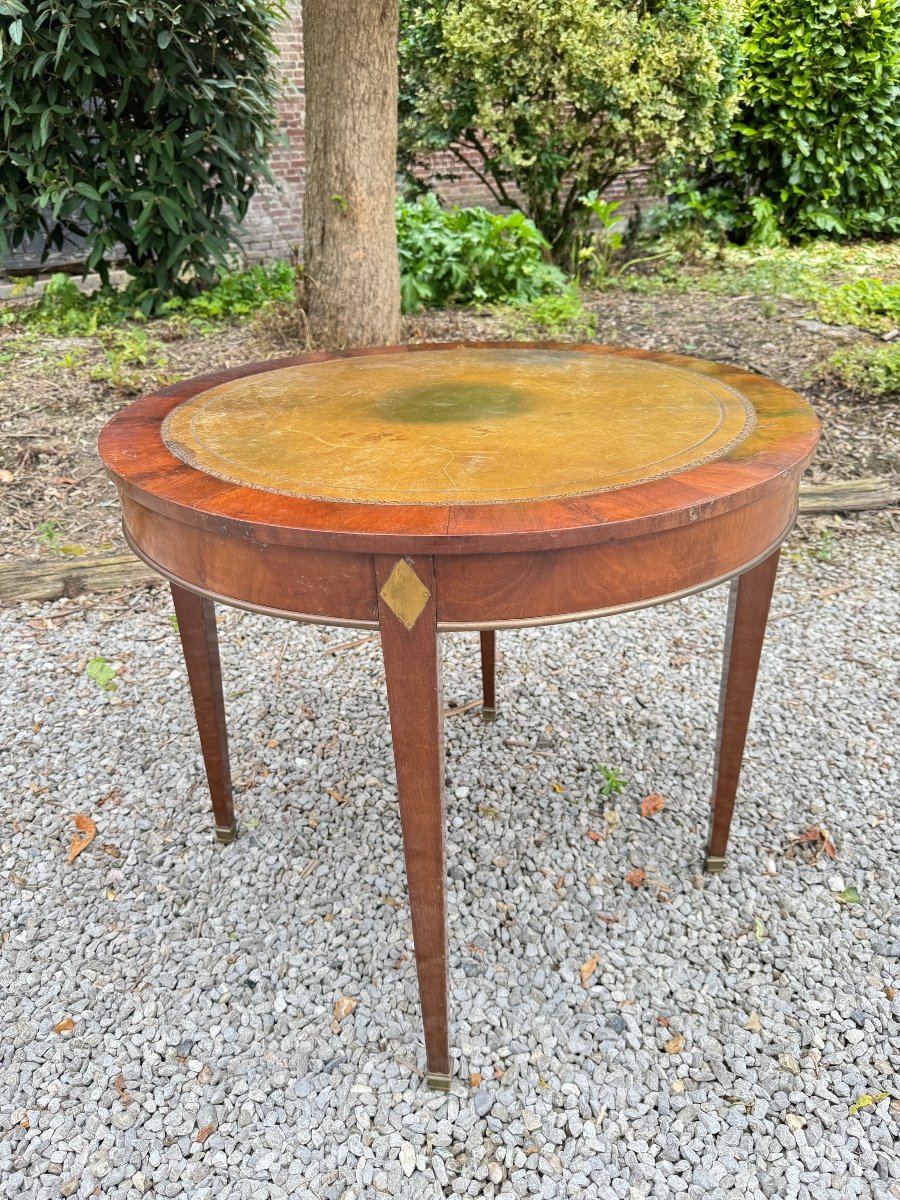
xmin=499 ymin=285 xmax=597 ymax=340
xmin=816 ymin=280 xmax=900 ymax=333
xmin=3 ymin=264 xmax=295 ymax=337
xmin=161 ymin=262 xmax=296 ymax=321
xmin=0 ymin=0 xmax=284 ymax=308
xmin=400 ymin=0 xmax=742 ymax=268
xmin=2 ymin=273 xmax=127 ymax=336
xmin=397 ymin=195 xmax=565 ymax=311
xmin=680 ymin=0 xmax=900 ymax=241
xmin=823 ymin=343 xmax=900 ymax=397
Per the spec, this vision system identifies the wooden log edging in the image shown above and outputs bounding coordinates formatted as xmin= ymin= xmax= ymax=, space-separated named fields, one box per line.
xmin=797 ymin=478 xmax=899 ymax=515
xmin=0 ymin=552 xmax=158 ymax=604
xmin=1 ymin=478 xmax=897 ymax=604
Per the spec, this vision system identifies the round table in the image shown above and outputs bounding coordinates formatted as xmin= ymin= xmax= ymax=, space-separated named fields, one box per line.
xmin=98 ymin=342 xmax=819 ymax=1089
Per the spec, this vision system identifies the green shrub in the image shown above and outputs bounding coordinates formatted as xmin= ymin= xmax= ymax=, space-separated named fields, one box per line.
xmin=684 ymin=0 xmax=900 ymax=240
xmin=499 ymin=285 xmax=597 ymax=340
xmin=4 ymin=272 xmax=128 ymax=336
xmin=823 ymin=343 xmax=900 ymax=397
xmin=396 ymin=194 xmax=565 ymax=311
xmin=400 ymin=0 xmax=742 ymax=269
xmin=816 ymin=280 xmax=900 ymax=333
xmin=0 ymin=0 xmax=284 ymax=308
xmin=3 ymin=264 xmax=295 ymax=337
xmin=161 ymin=262 xmax=296 ymax=321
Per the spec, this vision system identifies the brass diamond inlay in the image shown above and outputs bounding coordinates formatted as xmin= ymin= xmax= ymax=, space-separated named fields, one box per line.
xmin=379 ymin=559 xmax=431 ymax=631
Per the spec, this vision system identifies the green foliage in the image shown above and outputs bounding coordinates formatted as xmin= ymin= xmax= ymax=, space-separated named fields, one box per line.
xmin=823 ymin=343 xmax=900 ymax=397
xmin=616 ymin=236 xmax=900 ymax=302
xmin=36 ymin=518 xmax=61 ymax=552
xmin=499 ymin=285 xmax=597 ymax=340
xmin=396 ymin=195 xmax=565 ymax=311
xmin=86 ymin=655 xmax=117 ymax=692
xmin=597 ymin=765 xmax=626 ymax=797
xmin=0 ymin=0 xmax=284 ymax=307
xmin=88 ymin=328 xmax=170 ymax=393
xmin=400 ymin=0 xmax=742 ymax=267
xmin=680 ymin=0 xmax=900 ymax=240
xmin=574 ymin=197 xmax=625 ymax=282
xmin=10 ymin=273 xmax=131 ymax=335
xmin=816 ymin=280 xmax=900 ymax=332
xmin=6 ymin=264 xmax=294 ymax=339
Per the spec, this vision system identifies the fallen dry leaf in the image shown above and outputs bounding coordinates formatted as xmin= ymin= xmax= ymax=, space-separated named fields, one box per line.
xmin=595 ymin=913 xmax=620 ymax=925
xmin=658 ymin=1016 xmax=670 ymax=1028
xmin=885 ymin=986 xmax=896 ymax=1001
xmin=640 ymin=793 xmax=666 ymax=818
xmin=100 ymin=843 xmax=121 ymax=858
xmin=267 ymin=738 xmax=280 ymax=749
xmin=585 ymin=830 xmax=604 ymax=842
xmin=53 ymin=1018 xmax=75 ymax=1034
xmin=326 ymin=787 xmax=347 ymax=805
xmin=0 ymin=469 xmax=13 ymax=484
xmin=786 ymin=825 xmax=837 ymax=862
xmin=8 ymin=871 xmax=27 ymax=888
xmin=664 ymin=1033 xmax=685 ymax=1055
xmin=470 ymin=1072 xmax=481 ymax=1087
xmin=625 ymin=868 xmax=646 ymax=889
xmin=745 ymin=1012 xmax=763 ymax=1032
xmin=384 ymin=895 xmax=402 ymax=908
xmin=580 ymin=953 xmax=601 ymax=988
xmin=551 ymin=783 xmax=564 ymax=793
xmin=196 ymin=1124 xmax=216 ymax=1144
xmin=67 ymin=814 xmax=97 ymax=863
xmin=113 ymin=1073 xmax=133 ymax=1106
xmin=331 ymin=995 xmax=357 ymax=1032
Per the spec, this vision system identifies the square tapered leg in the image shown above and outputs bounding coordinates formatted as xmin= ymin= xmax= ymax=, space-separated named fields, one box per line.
xmin=376 ymin=556 xmax=451 ymax=1087
xmin=706 ymin=550 xmax=780 ymax=871
xmin=170 ymin=584 xmax=236 ymax=842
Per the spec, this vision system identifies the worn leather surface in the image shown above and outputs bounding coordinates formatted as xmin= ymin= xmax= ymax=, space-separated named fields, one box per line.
xmin=162 ymin=347 xmax=755 ymax=505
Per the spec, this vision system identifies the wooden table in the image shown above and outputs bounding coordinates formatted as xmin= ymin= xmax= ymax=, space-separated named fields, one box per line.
xmin=98 ymin=343 xmax=819 ymax=1090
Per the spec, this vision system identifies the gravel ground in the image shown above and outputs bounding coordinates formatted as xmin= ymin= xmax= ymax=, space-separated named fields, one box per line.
xmin=1 ymin=527 xmax=898 ymax=1200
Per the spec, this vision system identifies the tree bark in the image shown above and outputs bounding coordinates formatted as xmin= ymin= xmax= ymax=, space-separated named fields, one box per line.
xmin=303 ymin=0 xmax=401 ymax=348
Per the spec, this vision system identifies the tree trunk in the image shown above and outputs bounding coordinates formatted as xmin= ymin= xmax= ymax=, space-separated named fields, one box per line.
xmin=303 ymin=0 xmax=401 ymax=348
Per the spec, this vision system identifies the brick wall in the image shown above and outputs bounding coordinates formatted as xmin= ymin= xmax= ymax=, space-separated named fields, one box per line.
xmin=237 ymin=1 xmax=305 ymax=264
xmin=410 ymin=148 xmax=652 ymax=217
xmin=232 ymin=7 xmax=656 ymax=264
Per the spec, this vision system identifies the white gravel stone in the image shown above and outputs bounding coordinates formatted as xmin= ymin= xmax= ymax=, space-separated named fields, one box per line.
xmin=0 ymin=529 xmax=896 ymax=1199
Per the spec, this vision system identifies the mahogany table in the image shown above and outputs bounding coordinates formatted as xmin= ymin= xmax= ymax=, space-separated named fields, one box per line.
xmin=98 ymin=343 xmax=819 ymax=1090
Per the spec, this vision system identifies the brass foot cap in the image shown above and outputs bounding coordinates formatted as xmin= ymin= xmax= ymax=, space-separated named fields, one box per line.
xmin=705 ymin=855 xmax=727 ymax=874
xmin=215 ymin=824 xmax=238 ymax=844
xmin=480 ymin=707 xmax=497 ymax=723
xmin=426 ymin=1071 xmax=452 ymax=1092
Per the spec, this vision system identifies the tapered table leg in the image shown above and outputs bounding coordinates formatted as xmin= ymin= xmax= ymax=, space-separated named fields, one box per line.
xmin=375 ymin=555 xmax=450 ymax=1089
xmin=479 ymin=630 xmax=496 ymax=722
xmin=170 ymin=583 xmax=236 ymax=843
xmin=706 ymin=550 xmax=780 ymax=872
